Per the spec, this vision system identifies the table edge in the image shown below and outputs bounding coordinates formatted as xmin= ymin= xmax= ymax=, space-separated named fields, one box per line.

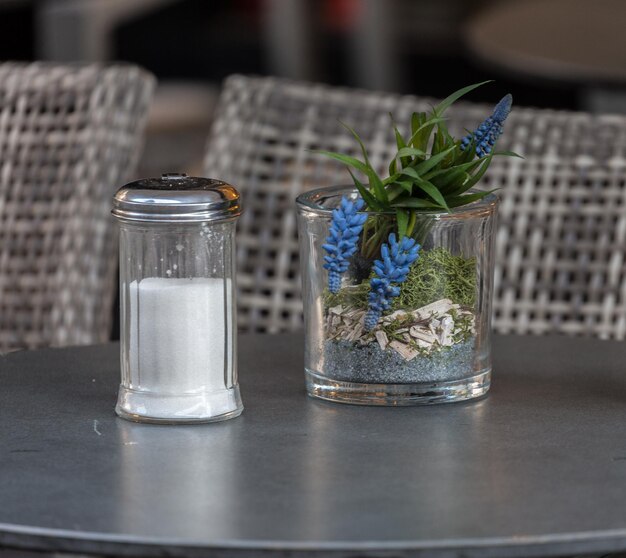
xmin=3 ymin=522 xmax=626 ymax=558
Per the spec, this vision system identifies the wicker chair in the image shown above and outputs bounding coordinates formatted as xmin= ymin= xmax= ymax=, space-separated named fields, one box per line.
xmin=204 ymin=74 xmax=626 ymax=339
xmin=0 ymin=63 xmax=155 ymax=352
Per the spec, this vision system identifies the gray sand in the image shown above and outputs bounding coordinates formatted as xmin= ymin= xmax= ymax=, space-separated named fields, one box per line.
xmin=323 ymin=337 xmax=476 ymax=384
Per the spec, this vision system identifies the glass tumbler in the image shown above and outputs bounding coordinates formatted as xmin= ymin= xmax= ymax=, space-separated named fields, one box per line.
xmin=112 ymin=173 xmax=242 ymax=423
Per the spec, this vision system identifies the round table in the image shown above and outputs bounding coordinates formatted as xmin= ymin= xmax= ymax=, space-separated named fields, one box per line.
xmin=464 ymin=0 xmax=626 ymax=85
xmin=2 ymin=333 xmax=626 ymax=557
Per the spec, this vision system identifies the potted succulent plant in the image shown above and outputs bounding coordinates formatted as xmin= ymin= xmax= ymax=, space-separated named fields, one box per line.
xmin=296 ymin=82 xmax=519 ymax=405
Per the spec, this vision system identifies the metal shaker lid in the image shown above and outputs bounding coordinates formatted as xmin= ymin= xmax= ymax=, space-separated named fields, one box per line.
xmin=112 ymin=173 xmax=242 ymax=223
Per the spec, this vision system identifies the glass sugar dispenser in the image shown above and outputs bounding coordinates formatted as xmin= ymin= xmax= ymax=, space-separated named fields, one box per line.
xmin=112 ymin=173 xmax=242 ymax=424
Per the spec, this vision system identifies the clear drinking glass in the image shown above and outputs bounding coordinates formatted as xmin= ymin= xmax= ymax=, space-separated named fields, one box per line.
xmin=113 ymin=174 xmax=242 ymax=423
xmin=296 ymin=185 xmax=498 ymax=405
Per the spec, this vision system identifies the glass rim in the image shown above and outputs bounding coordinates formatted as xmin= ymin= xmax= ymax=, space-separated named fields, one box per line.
xmin=296 ymin=185 xmax=499 ymax=220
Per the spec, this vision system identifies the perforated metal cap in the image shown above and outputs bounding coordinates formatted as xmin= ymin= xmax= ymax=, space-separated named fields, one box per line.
xmin=112 ymin=173 xmax=242 ymax=223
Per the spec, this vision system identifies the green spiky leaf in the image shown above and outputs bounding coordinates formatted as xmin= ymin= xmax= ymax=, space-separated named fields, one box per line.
xmin=433 ymin=80 xmax=492 ymax=115
xmin=315 ymin=150 xmax=370 ymax=175
xmin=495 ymin=150 xmax=524 ymax=158
xmin=447 ymin=154 xmax=493 ymax=196
xmin=430 ymin=159 xmax=486 ymax=192
xmin=396 ymin=208 xmax=409 ymax=238
xmin=396 ymin=147 xmax=428 ymax=159
xmin=340 ymin=121 xmax=372 ymax=166
xmin=400 ymin=168 xmax=450 ymax=211
xmin=393 ymin=123 xmax=410 ymax=169
xmin=336 ymin=122 xmax=389 ymax=204
xmin=390 ymin=196 xmax=444 ymax=210
xmin=446 ymin=189 xmax=499 ymax=208
xmin=408 ymin=114 xmax=446 ymax=151
xmin=347 ymin=169 xmax=385 ymax=211
xmin=411 ymin=145 xmax=456 ymax=176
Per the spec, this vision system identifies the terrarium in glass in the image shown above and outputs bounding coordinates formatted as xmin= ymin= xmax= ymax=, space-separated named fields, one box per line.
xmin=296 ymin=82 xmax=516 ymax=405
xmin=297 ymin=186 xmax=498 ymax=405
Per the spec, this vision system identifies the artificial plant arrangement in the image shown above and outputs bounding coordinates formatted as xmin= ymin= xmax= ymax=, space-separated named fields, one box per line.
xmin=313 ymin=81 xmax=517 ymax=389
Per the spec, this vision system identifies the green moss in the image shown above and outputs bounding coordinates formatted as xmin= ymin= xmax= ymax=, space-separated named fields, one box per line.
xmin=393 ymin=248 xmax=476 ymax=310
xmin=323 ymin=247 xmax=477 ymax=313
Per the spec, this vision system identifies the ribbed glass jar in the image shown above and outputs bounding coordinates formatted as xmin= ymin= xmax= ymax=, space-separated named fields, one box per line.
xmin=296 ymin=185 xmax=498 ymax=405
xmin=113 ymin=174 xmax=242 ymax=423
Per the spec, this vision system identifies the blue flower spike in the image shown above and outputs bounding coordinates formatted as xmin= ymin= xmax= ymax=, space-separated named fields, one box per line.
xmin=322 ymin=196 xmax=368 ymax=294
xmin=461 ymin=93 xmax=512 ymax=157
xmin=364 ymin=233 xmax=421 ymax=330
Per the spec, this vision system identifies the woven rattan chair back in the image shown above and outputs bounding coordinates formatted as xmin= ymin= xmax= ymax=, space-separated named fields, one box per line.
xmin=204 ymin=74 xmax=626 ymax=339
xmin=0 ymin=63 xmax=155 ymax=351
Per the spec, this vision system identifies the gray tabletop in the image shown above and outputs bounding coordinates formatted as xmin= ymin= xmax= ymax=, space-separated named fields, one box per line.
xmin=2 ymin=333 xmax=626 ymax=557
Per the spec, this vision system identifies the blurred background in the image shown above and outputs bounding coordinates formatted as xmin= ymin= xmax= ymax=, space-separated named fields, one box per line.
xmin=2 ymin=0 xmax=623 ymax=178
xmin=2 ymin=0 xmax=625 ymax=345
